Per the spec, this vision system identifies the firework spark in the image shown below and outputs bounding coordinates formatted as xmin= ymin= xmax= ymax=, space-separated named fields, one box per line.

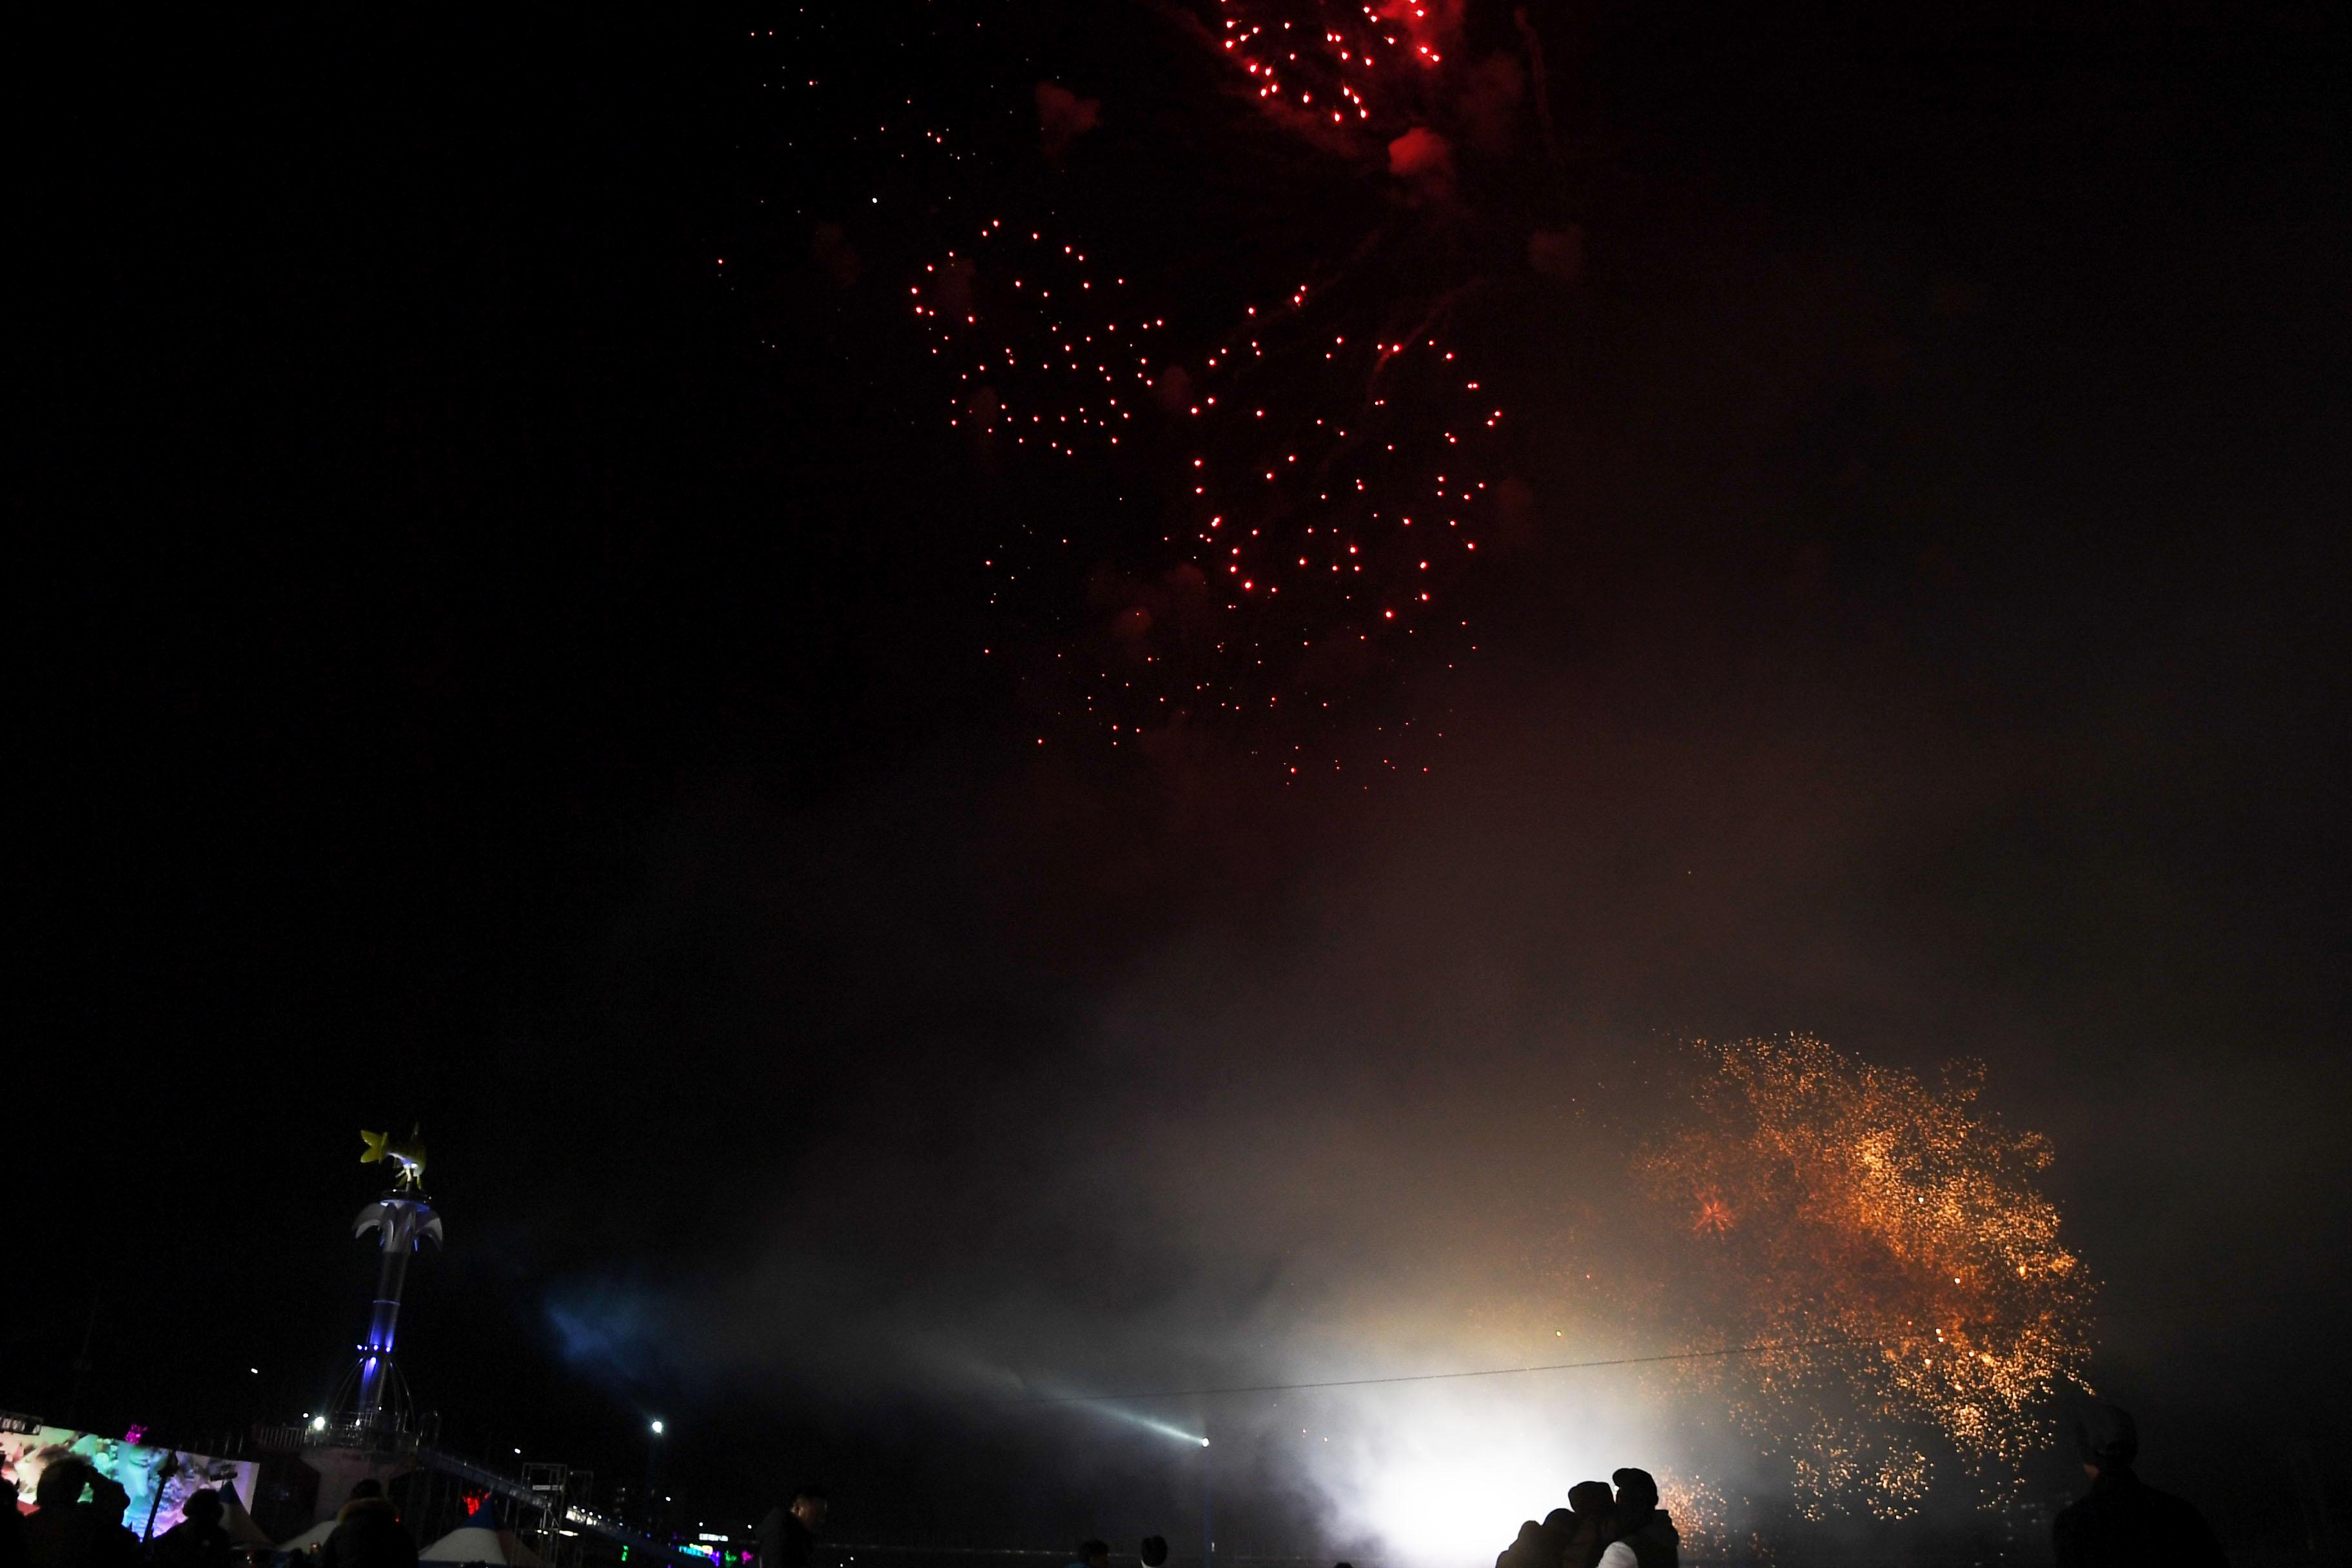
xmin=1654 ymin=1470 xmax=1732 ymax=1558
xmin=1640 ymin=1037 xmax=2098 ymax=1518
xmin=756 ymin=0 xmax=1529 ymax=778
xmin=1208 ymin=0 xmax=1464 ymax=133
xmin=914 ymin=219 xmax=1507 ymax=775
xmin=917 ymin=222 xmax=1161 ymax=459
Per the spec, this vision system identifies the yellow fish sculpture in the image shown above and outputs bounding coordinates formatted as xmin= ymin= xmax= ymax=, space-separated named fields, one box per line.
xmin=359 ymin=1126 xmax=428 ymax=1191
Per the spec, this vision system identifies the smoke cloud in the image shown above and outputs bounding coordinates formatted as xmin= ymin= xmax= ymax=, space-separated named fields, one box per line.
xmin=1386 ymin=128 xmax=1456 ymax=201
xmin=1039 ymin=81 xmax=1103 ymax=161
xmin=529 ymin=593 xmax=2349 ymax=1553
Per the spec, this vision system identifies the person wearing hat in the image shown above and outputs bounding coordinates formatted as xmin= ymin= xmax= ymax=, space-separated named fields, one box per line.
xmin=1562 ymin=1481 xmax=1614 ymax=1568
xmin=22 ymin=1460 xmax=99 ymax=1568
xmin=152 ymin=1489 xmax=234 ymax=1568
xmin=754 ymin=1485 xmax=828 ymax=1568
xmin=2053 ymin=1404 xmax=2224 ymax=1567
xmin=1531 ymin=1507 xmax=1579 ymax=1568
xmin=1493 ymin=1518 xmax=1543 ymax=1568
xmin=1595 ymin=1469 xmax=1677 ymax=1568
xmin=316 ymin=1480 xmax=416 ymax=1568
xmin=84 ymin=1476 xmax=141 ymax=1568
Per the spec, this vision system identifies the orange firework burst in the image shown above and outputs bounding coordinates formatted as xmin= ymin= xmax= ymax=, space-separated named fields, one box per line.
xmin=1653 ymin=1471 xmax=1732 ymax=1558
xmin=1642 ymin=1036 xmax=2097 ymax=1518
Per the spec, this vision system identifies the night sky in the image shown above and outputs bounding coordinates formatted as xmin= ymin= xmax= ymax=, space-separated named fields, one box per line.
xmin=20 ymin=1 xmax=2352 ymax=1560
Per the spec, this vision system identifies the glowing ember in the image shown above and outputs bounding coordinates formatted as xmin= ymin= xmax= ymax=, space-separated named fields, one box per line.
xmin=1641 ymin=1037 xmax=2098 ymax=1518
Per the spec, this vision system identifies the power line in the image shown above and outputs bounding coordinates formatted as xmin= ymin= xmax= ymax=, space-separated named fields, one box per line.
xmin=982 ymin=1297 xmax=2225 ymax=1409
xmin=984 ymin=1331 xmax=1882 ymax=1407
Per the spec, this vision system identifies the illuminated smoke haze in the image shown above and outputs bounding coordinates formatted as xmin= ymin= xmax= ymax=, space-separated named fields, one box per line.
xmin=530 ymin=637 xmax=2346 ymax=1553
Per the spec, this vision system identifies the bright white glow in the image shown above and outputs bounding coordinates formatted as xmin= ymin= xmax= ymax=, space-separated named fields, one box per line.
xmin=309 ymin=1417 xmax=327 ymax=1433
xmin=650 ymin=1419 xmax=666 ymax=1435
xmin=1302 ymin=1378 xmax=1663 ymax=1565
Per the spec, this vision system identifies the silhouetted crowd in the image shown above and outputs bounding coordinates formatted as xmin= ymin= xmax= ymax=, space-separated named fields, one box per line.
xmin=0 ymin=1469 xmax=416 ymax=1568
xmin=1492 ymin=1467 xmax=1677 ymax=1568
xmin=7 ymin=1402 xmax=2229 ymax=1568
xmin=1463 ymin=1406 xmax=2225 ymax=1568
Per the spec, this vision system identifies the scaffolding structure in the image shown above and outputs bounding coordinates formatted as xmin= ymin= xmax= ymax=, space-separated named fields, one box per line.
xmin=519 ymin=1462 xmax=602 ymax=1568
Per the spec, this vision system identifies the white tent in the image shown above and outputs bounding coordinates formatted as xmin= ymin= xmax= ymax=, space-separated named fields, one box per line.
xmin=275 ymin=1520 xmax=340 ymax=1554
xmin=419 ymin=1526 xmax=510 ymax=1565
xmin=417 ymin=1526 xmax=546 ymax=1568
xmin=220 ymin=1488 xmax=275 ymax=1548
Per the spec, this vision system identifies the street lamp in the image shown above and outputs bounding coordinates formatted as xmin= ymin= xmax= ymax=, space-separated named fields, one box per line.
xmin=645 ymin=1420 xmax=667 ymax=1534
xmin=1130 ymin=1420 xmax=1212 ymax=1565
xmin=1200 ymin=1427 xmax=1213 ymax=1568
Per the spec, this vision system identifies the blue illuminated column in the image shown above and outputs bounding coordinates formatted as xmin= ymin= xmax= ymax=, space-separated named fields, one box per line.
xmin=349 ymin=1195 xmax=444 ymax=1429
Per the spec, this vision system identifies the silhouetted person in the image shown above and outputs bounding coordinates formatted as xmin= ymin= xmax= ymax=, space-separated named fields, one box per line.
xmin=1564 ymin=1482 xmax=1614 ymax=1568
xmin=754 ymin=1487 xmax=828 ymax=1568
xmin=152 ymin=1489 xmax=232 ymax=1568
xmin=1596 ymin=1469 xmax=1678 ymax=1568
xmin=1496 ymin=1519 xmax=1543 ymax=1568
xmin=1535 ymin=1507 xmax=1578 ymax=1568
xmin=316 ymin=1481 xmax=416 ymax=1568
xmin=23 ymin=1460 xmax=98 ymax=1568
xmin=82 ymin=1480 xmax=138 ymax=1568
xmin=0 ymin=1476 xmax=28 ymax=1568
xmin=2052 ymin=1405 xmax=2225 ymax=1568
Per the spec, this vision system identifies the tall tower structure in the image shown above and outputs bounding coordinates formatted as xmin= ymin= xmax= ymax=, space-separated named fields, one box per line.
xmin=342 ymin=1187 xmax=444 ymax=1431
xmin=305 ymin=1128 xmax=443 ymax=1518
